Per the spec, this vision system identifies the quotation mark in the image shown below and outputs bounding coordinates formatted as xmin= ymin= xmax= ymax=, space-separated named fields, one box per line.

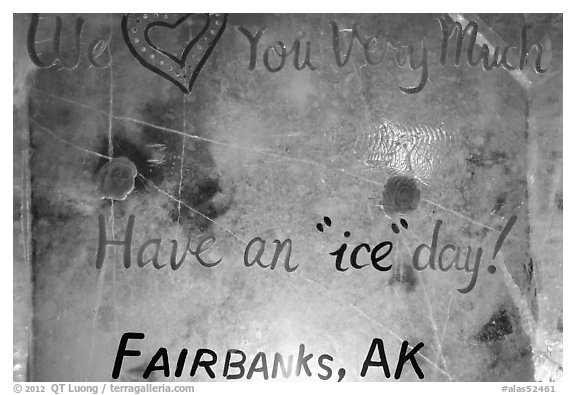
xmin=316 ymin=216 xmax=331 ymax=232
xmin=318 ymin=215 xmax=408 ymax=238
xmin=391 ymin=218 xmax=408 ymax=234
xmin=316 ymin=216 xmax=351 ymax=238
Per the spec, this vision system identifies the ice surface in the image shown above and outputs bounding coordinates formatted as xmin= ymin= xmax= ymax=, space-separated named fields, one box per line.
xmin=13 ymin=13 xmax=562 ymax=381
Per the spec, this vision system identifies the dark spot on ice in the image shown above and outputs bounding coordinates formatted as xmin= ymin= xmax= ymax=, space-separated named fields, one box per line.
xmin=491 ymin=192 xmax=507 ymax=214
xmin=29 ymin=96 xmax=74 ymax=132
xmin=171 ymin=176 xmax=231 ymax=228
xmin=388 ymin=263 xmax=417 ymax=293
xmin=31 ymin=192 xmax=77 ymax=224
xmin=555 ymin=193 xmax=563 ymax=210
xmin=202 ymin=201 xmax=231 ymax=221
xmin=475 ymin=309 xmax=514 ymax=343
xmin=190 ymin=177 xmax=220 ymax=206
xmin=381 ymin=176 xmax=421 ymax=213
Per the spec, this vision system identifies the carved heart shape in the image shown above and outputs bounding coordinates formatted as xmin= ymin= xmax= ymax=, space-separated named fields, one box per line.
xmin=121 ymin=13 xmax=227 ymax=94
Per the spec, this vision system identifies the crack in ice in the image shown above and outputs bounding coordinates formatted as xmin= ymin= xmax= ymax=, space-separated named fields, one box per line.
xmin=398 ymin=232 xmax=454 ymax=380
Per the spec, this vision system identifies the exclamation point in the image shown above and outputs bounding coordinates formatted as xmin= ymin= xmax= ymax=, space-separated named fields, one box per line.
xmin=487 ymin=215 xmax=517 ymax=274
